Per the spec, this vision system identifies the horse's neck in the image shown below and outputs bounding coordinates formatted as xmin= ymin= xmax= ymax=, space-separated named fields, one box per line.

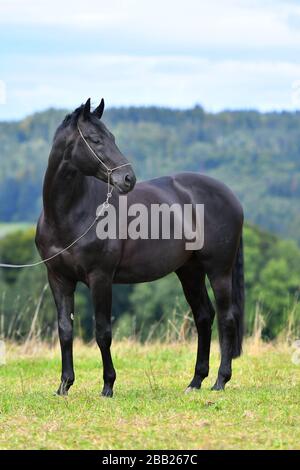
xmin=43 ymin=141 xmax=107 ymax=234
xmin=43 ymin=142 xmax=90 ymax=227
xmin=43 ymin=164 xmax=82 ymax=223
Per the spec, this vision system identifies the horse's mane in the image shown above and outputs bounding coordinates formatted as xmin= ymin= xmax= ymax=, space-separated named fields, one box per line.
xmin=53 ymin=105 xmax=84 ymax=141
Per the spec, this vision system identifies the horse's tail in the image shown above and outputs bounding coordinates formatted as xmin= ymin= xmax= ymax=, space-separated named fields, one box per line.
xmin=231 ymin=233 xmax=245 ymax=358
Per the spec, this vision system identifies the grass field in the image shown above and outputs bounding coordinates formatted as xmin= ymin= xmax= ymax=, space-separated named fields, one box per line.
xmin=0 ymin=339 xmax=299 ymax=450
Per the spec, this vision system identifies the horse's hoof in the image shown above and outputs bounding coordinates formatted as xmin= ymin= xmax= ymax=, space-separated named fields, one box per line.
xmin=211 ymin=382 xmax=225 ymax=391
xmin=101 ymin=387 xmax=113 ymax=398
xmin=54 ymin=390 xmax=68 ymax=397
xmin=55 ymin=382 xmax=70 ymax=396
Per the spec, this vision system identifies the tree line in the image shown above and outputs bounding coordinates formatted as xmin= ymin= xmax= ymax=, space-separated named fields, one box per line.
xmin=1 ymin=106 xmax=300 ymax=242
xmin=0 ymin=223 xmax=299 ymax=341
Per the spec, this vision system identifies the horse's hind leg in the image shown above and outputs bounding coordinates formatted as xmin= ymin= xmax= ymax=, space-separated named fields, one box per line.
xmin=176 ymin=265 xmax=215 ymax=391
xmin=208 ymin=273 xmax=234 ymax=391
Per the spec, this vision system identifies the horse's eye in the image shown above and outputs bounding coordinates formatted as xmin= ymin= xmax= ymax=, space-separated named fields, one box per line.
xmin=90 ymin=137 xmax=100 ymax=144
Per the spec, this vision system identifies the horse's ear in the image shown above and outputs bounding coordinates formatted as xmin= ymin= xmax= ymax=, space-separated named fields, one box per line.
xmin=82 ymin=98 xmax=91 ymax=120
xmin=93 ymin=98 xmax=105 ymax=119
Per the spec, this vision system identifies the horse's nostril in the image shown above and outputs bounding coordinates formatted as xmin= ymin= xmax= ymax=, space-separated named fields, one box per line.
xmin=124 ymin=174 xmax=132 ymax=186
xmin=123 ymin=173 xmax=136 ymax=191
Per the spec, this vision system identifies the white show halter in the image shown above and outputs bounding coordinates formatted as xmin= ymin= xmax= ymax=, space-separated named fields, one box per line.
xmin=0 ymin=124 xmax=132 ymax=269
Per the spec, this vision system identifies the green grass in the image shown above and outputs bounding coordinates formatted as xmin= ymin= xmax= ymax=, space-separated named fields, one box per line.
xmin=0 ymin=222 xmax=32 ymax=238
xmin=0 ymin=340 xmax=299 ymax=450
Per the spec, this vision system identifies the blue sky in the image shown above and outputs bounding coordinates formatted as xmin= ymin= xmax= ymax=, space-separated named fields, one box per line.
xmin=1 ymin=0 xmax=300 ymax=120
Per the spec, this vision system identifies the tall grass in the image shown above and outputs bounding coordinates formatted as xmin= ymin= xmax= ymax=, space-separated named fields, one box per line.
xmin=0 ymin=284 xmax=299 ymax=349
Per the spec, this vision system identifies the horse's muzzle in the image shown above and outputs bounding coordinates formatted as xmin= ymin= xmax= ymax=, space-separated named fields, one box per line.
xmin=112 ymin=171 xmax=136 ymax=194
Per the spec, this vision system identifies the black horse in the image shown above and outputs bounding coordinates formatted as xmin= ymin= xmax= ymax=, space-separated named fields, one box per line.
xmin=36 ymin=98 xmax=244 ymax=397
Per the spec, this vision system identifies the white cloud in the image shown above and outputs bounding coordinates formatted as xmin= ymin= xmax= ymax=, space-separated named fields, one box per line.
xmin=0 ymin=81 xmax=6 ymax=104
xmin=1 ymin=0 xmax=300 ymax=49
xmin=291 ymin=79 xmax=300 ymax=106
xmin=1 ymin=54 xmax=300 ymax=119
xmin=1 ymin=0 xmax=300 ymax=117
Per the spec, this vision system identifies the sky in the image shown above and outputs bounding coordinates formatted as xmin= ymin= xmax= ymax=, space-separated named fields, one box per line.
xmin=1 ymin=0 xmax=300 ymax=120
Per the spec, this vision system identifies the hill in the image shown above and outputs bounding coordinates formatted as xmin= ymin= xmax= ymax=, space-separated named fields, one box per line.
xmin=0 ymin=106 xmax=300 ymax=243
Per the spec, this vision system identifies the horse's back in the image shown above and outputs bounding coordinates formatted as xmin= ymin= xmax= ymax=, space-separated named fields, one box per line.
xmin=131 ymin=172 xmax=243 ymax=223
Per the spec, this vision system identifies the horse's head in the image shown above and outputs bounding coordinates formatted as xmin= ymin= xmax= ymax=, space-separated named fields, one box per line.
xmin=56 ymin=98 xmax=136 ymax=194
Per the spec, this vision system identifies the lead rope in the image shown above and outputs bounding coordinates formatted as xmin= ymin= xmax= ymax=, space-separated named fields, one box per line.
xmin=0 ymin=125 xmax=131 ymax=269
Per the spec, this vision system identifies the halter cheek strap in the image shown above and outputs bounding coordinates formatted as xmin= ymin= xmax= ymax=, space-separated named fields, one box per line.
xmin=77 ymin=123 xmax=131 ymax=174
xmin=77 ymin=123 xmax=132 ymax=207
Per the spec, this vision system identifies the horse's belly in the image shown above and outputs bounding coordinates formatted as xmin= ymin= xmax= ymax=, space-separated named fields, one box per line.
xmin=114 ymin=238 xmax=191 ymax=283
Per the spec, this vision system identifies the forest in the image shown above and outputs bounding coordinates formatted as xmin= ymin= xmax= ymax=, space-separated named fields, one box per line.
xmin=0 ymin=106 xmax=299 ymax=341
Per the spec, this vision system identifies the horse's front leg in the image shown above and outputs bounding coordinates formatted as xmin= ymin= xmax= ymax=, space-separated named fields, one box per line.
xmin=48 ymin=272 xmax=76 ymax=395
xmin=90 ymin=273 xmax=116 ymax=397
